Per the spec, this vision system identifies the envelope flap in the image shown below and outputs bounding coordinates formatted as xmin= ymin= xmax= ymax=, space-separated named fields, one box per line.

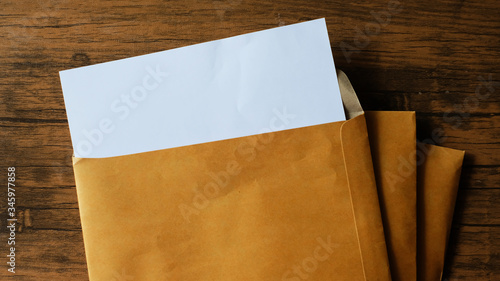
xmin=339 ymin=114 xmax=392 ymax=281
xmin=337 ymin=69 xmax=364 ymax=119
xmin=336 ymin=71 xmax=391 ymax=280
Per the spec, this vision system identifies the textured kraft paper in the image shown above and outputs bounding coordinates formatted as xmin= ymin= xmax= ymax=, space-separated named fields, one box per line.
xmin=365 ymin=111 xmax=417 ymax=281
xmin=72 ymin=71 xmax=392 ymax=281
xmin=417 ymin=144 xmax=464 ymax=281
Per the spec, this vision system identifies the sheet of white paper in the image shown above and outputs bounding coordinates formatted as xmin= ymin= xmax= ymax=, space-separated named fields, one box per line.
xmin=60 ymin=18 xmax=345 ymax=158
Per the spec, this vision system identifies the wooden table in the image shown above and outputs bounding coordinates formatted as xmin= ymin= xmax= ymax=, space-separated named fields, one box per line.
xmin=1 ymin=0 xmax=498 ymax=280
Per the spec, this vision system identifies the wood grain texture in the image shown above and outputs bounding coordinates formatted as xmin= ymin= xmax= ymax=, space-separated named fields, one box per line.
xmin=0 ymin=0 xmax=498 ymax=280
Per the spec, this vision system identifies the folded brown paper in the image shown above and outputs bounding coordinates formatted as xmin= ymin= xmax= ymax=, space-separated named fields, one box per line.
xmin=73 ymin=71 xmax=392 ymax=281
xmin=363 ymin=112 xmax=464 ymax=281
xmin=365 ymin=111 xmax=417 ymax=281
xmin=417 ymin=144 xmax=464 ymax=281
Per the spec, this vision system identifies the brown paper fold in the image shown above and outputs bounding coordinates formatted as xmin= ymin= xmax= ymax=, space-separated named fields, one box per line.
xmin=339 ymin=72 xmax=464 ymax=281
xmin=73 ymin=71 xmax=392 ymax=281
xmin=341 ymin=113 xmax=391 ymax=280
xmin=417 ymin=144 xmax=464 ymax=281
xmin=365 ymin=111 xmax=417 ymax=281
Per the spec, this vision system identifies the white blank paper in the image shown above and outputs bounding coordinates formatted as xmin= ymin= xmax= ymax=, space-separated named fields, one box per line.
xmin=60 ymin=18 xmax=345 ymax=158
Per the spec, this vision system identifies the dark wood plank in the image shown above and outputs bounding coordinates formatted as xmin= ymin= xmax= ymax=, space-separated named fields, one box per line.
xmin=445 ymin=225 xmax=499 ymax=280
xmin=0 ymin=230 xmax=87 ymax=280
xmin=461 ymin=167 xmax=500 ymax=189
xmin=0 ymin=0 xmax=498 ymax=279
xmin=454 ymin=189 xmax=500 ymax=226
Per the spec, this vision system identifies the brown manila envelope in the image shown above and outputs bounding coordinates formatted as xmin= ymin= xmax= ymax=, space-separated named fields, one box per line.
xmin=364 ymin=111 xmax=417 ymax=281
xmin=60 ymin=20 xmax=392 ymax=280
xmin=358 ymin=105 xmax=464 ymax=281
xmin=70 ymin=73 xmax=391 ymax=281
xmin=417 ymin=144 xmax=464 ymax=281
